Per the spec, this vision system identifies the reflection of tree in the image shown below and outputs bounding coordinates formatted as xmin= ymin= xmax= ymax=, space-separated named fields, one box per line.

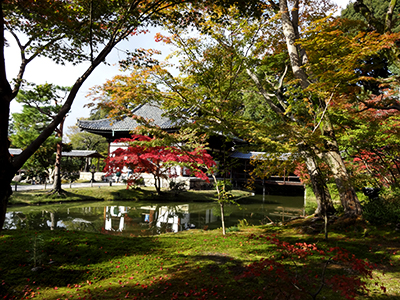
xmin=4 ymin=199 xmax=305 ymax=233
xmin=61 ymin=218 xmax=100 ymax=232
xmin=4 ymin=206 xmax=105 ymax=231
xmin=211 ymin=204 xmax=234 ymax=218
xmin=5 ymin=211 xmax=50 ymax=230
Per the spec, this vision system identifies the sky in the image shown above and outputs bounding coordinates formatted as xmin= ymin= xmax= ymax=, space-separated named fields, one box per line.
xmin=6 ymin=0 xmax=352 ymax=135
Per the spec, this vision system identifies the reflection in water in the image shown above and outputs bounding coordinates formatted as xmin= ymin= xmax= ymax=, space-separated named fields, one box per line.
xmin=101 ymin=205 xmax=217 ymax=235
xmin=4 ymin=195 xmax=304 ymax=235
xmin=104 ymin=206 xmax=128 ymax=232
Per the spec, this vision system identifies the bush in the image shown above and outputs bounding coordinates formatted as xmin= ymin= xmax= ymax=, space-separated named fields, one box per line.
xmin=169 ymin=181 xmax=186 ymax=194
xmin=226 ymin=226 xmax=240 ymax=233
xmin=362 ymin=197 xmax=400 ymax=225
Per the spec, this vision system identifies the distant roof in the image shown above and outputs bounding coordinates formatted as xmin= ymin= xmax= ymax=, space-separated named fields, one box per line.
xmin=9 ymin=148 xmax=103 ymax=158
xmin=230 ymin=151 xmax=291 ymax=160
xmin=9 ymin=148 xmax=22 ymax=156
xmin=62 ymin=150 xmax=103 ymax=158
xmin=77 ymin=104 xmax=176 ymax=134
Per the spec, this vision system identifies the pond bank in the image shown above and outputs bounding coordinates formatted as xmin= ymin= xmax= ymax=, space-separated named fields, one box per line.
xmin=8 ymin=186 xmax=254 ymax=206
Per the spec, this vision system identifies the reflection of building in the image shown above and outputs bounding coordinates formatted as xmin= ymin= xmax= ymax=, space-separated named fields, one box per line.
xmin=101 ymin=204 xmax=219 ymax=235
xmin=104 ymin=206 xmax=129 ymax=232
xmin=141 ymin=205 xmax=192 ymax=233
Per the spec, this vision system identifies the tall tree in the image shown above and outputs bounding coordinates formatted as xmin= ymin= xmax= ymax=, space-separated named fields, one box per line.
xmin=88 ymin=3 xmax=339 ymax=215
xmin=11 ymin=83 xmax=68 ymax=184
xmin=273 ymin=0 xmax=362 ymax=215
xmin=92 ymin=0 xmax=400 ymax=217
xmin=0 ymin=0 xmax=264 ymax=231
xmin=340 ymin=0 xmax=400 ymax=110
xmin=11 ymin=105 xmax=58 ymax=182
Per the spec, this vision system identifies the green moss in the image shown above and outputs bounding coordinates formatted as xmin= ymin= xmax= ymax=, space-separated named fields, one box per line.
xmin=1 ymin=219 xmax=399 ymax=299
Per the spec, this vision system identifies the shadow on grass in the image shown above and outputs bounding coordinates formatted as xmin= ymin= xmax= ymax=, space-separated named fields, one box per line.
xmin=10 ymin=190 xmax=100 ymax=205
xmin=0 ymin=230 xmax=162 ymax=297
xmin=29 ymin=251 xmax=393 ymax=300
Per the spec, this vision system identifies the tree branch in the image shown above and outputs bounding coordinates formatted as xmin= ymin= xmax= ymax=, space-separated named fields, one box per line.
xmin=246 ymin=68 xmax=296 ymax=121
xmin=385 ymin=0 xmax=397 ymax=32
xmin=353 ymin=0 xmax=383 ymax=32
xmin=279 ymin=0 xmax=310 ymax=89
xmin=312 ymin=87 xmax=337 ymax=133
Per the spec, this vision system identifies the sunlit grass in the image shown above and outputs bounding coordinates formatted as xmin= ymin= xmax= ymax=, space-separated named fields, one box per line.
xmin=8 ymin=186 xmax=252 ymax=205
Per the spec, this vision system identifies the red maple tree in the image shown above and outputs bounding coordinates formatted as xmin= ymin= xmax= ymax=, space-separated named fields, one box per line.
xmin=104 ymin=135 xmax=216 ymax=194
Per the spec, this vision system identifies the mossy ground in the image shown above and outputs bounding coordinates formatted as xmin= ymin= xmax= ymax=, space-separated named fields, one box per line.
xmin=1 ymin=216 xmax=399 ymax=299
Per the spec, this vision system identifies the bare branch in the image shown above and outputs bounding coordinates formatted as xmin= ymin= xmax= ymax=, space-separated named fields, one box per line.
xmin=8 ymin=29 xmax=64 ymax=97
xmin=278 ymin=65 xmax=288 ymax=90
xmin=312 ymin=86 xmax=338 ymax=133
xmin=246 ymin=68 xmax=297 ymax=121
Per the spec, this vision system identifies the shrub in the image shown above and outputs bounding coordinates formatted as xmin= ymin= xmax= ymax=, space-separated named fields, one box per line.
xmin=169 ymin=181 xmax=186 ymax=194
xmin=362 ymin=197 xmax=400 ymax=225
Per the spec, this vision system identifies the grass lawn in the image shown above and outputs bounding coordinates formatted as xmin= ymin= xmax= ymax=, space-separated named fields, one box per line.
xmin=2 ymin=187 xmax=399 ymax=299
xmin=8 ymin=186 xmax=252 ymax=205
xmin=1 ymin=216 xmax=399 ymax=299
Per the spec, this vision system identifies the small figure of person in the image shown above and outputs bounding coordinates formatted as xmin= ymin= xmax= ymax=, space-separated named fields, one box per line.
xmin=127 ymin=167 xmax=133 ymax=178
xmin=116 ymin=169 xmax=122 ymax=183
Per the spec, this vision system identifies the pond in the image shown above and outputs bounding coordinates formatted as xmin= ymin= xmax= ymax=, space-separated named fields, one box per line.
xmin=3 ymin=195 xmax=304 ymax=236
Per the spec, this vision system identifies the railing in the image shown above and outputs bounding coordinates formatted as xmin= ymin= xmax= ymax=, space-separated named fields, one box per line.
xmin=231 ymin=174 xmax=303 ymax=186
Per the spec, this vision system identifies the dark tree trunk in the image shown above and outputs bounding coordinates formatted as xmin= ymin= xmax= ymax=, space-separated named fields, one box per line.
xmin=154 ymin=174 xmax=162 ymax=195
xmin=0 ymin=91 xmax=14 ymax=230
xmin=0 ymin=1 xmax=16 ymax=231
xmin=51 ymin=117 xmax=65 ymax=195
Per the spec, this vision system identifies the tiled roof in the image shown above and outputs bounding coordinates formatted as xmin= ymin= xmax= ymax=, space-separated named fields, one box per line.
xmin=9 ymin=148 xmax=103 ymax=158
xmin=61 ymin=150 xmax=103 ymax=158
xmin=77 ymin=104 xmax=175 ymax=132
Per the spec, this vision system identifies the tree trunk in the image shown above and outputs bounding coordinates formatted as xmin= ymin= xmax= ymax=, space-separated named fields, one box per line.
xmin=0 ymin=173 xmax=13 ymax=231
xmin=51 ymin=117 xmax=65 ymax=194
xmin=50 ymin=212 xmax=55 ymax=230
xmin=0 ymin=104 xmax=14 ymax=230
xmin=303 ymin=149 xmax=335 ymax=216
xmin=0 ymin=0 xmax=15 ymax=230
xmin=323 ymin=150 xmax=362 ymax=215
xmin=279 ymin=0 xmax=310 ymax=89
xmin=321 ymin=120 xmax=362 ymax=215
xmin=52 ymin=141 xmax=63 ymax=193
xmin=280 ymin=0 xmax=361 ymax=216
xmin=220 ymin=202 xmax=226 ymax=235
xmin=154 ymin=174 xmax=161 ymax=195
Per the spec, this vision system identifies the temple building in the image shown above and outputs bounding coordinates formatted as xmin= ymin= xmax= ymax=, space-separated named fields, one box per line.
xmin=77 ymin=103 xmax=302 ymax=193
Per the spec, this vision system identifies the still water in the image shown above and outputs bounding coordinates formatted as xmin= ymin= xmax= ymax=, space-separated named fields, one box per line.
xmin=3 ymin=195 xmax=304 ymax=236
